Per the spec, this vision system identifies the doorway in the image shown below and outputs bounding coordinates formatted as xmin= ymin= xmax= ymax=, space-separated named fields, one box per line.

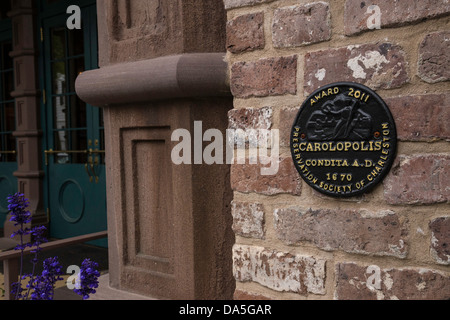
xmin=39 ymin=0 xmax=106 ymax=246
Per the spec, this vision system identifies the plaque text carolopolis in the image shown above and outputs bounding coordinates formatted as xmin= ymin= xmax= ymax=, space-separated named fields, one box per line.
xmin=290 ymin=82 xmax=397 ymax=197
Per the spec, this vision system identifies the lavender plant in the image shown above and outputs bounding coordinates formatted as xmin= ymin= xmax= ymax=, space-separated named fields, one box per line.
xmin=73 ymin=258 xmax=100 ymax=299
xmin=6 ymin=192 xmax=100 ymax=300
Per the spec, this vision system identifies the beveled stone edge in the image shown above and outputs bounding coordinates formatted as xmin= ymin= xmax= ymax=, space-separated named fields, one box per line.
xmin=75 ymin=52 xmax=231 ymax=107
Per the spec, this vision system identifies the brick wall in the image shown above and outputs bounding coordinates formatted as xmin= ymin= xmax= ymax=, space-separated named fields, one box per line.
xmin=224 ymin=0 xmax=450 ymax=300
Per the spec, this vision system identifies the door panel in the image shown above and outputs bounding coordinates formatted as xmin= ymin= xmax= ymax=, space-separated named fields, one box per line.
xmin=47 ymin=163 xmax=106 ymax=238
xmin=41 ymin=2 xmax=106 ymax=246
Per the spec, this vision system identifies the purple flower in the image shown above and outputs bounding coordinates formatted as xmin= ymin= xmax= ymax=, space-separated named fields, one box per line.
xmin=29 ymin=276 xmax=55 ymax=300
xmin=10 ymin=282 xmax=25 ymax=299
xmin=73 ymin=259 xmax=100 ymax=300
xmin=8 ymin=193 xmax=32 ymax=299
xmin=28 ymin=257 xmax=64 ymax=300
xmin=7 ymin=193 xmax=31 ymax=226
xmin=6 ymin=193 xmax=99 ymax=300
xmin=29 ymin=225 xmax=48 ymax=254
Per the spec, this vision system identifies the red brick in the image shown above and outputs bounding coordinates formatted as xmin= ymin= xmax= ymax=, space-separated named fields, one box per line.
xmin=227 ymin=12 xmax=265 ymax=54
xmin=228 ymin=107 xmax=273 ymax=130
xmin=386 ymin=93 xmax=450 ymax=141
xmin=418 ymin=31 xmax=450 ymax=83
xmin=304 ymin=43 xmax=409 ymax=94
xmin=272 ymin=2 xmax=331 ymax=48
xmin=228 ymin=106 xmax=273 ymax=147
xmin=224 ymin=0 xmax=275 ymax=10
xmin=336 ymin=263 xmax=450 ymax=300
xmin=231 ymin=156 xmax=301 ymax=195
xmin=279 ymin=106 xmax=300 ymax=147
xmin=344 ymin=0 xmax=450 ymax=36
xmin=231 ymin=201 xmax=265 ymax=239
xmin=384 ymin=154 xmax=450 ymax=205
xmin=430 ymin=217 xmax=450 ymax=265
xmin=233 ymin=289 xmax=272 ymax=300
xmin=231 ymin=55 xmax=297 ymax=98
xmin=233 ymin=244 xmax=326 ymax=295
xmin=228 ymin=106 xmax=272 ymax=130
xmin=274 ymin=207 xmax=408 ymax=258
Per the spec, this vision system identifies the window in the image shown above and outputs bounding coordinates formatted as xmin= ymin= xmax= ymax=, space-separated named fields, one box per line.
xmin=0 ymin=39 xmax=15 ymax=163
xmin=49 ymin=25 xmax=87 ymax=164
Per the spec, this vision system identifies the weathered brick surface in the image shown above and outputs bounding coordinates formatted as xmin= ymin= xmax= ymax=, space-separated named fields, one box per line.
xmin=228 ymin=106 xmax=272 ymax=131
xmin=233 ymin=244 xmax=326 ymax=295
xmin=430 ymin=217 xmax=450 ymax=265
xmin=418 ymin=31 xmax=450 ymax=83
xmin=231 ymin=156 xmax=301 ymax=195
xmin=225 ymin=0 xmax=450 ymax=301
xmin=279 ymin=106 xmax=300 ymax=147
xmin=336 ymin=263 xmax=450 ymax=300
xmin=274 ymin=207 xmax=408 ymax=258
xmin=231 ymin=201 xmax=265 ymax=239
xmin=384 ymin=154 xmax=450 ymax=205
xmin=231 ymin=55 xmax=297 ymax=98
xmin=272 ymin=2 xmax=331 ymax=48
xmin=228 ymin=106 xmax=272 ymax=147
xmin=234 ymin=289 xmax=272 ymax=300
xmin=227 ymin=12 xmax=265 ymax=54
xmin=304 ymin=43 xmax=409 ymax=94
xmin=386 ymin=93 xmax=450 ymax=141
xmin=344 ymin=0 xmax=450 ymax=36
xmin=224 ymin=0 xmax=275 ymax=10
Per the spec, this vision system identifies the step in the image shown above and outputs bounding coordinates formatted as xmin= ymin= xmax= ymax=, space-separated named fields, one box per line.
xmin=89 ymin=274 xmax=156 ymax=300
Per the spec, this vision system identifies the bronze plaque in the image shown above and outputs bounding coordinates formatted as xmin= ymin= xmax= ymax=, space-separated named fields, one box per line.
xmin=290 ymin=82 xmax=397 ymax=197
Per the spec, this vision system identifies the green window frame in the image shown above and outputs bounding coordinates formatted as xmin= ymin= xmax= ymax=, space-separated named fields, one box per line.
xmin=0 ymin=7 xmax=15 ymax=164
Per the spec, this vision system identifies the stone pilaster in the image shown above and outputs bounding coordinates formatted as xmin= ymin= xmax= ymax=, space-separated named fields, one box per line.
xmin=5 ymin=0 xmax=46 ymax=238
xmin=76 ymin=0 xmax=234 ymax=299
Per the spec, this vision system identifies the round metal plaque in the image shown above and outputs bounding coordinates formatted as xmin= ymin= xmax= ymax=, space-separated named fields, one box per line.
xmin=290 ymin=82 xmax=397 ymax=197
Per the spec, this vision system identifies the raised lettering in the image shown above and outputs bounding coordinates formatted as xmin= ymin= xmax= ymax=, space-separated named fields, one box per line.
xmin=299 ymin=142 xmax=307 ymax=151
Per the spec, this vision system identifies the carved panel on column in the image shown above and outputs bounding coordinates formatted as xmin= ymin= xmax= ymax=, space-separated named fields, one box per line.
xmin=100 ymin=0 xmax=226 ymax=64
xmin=16 ymin=99 xmax=23 ymax=127
xmin=14 ymin=59 xmax=22 ymax=87
xmin=111 ymin=0 xmax=166 ymax=41
xmin=120 ymin=126 xmax=175 ymax=277
xmin=18 ymin=180 xmax=26 ymax=195
xmin=17 ymin=140 xmax=24 ymax=166
xmin=106 ymin=0 xmax=176 ymax=63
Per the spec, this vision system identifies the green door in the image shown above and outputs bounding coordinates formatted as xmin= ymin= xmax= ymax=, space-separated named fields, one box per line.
xmin=41 ymin=2 xmax=106 ymax=246
xmin=0 ymin=15 xmax=17 ymax=226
